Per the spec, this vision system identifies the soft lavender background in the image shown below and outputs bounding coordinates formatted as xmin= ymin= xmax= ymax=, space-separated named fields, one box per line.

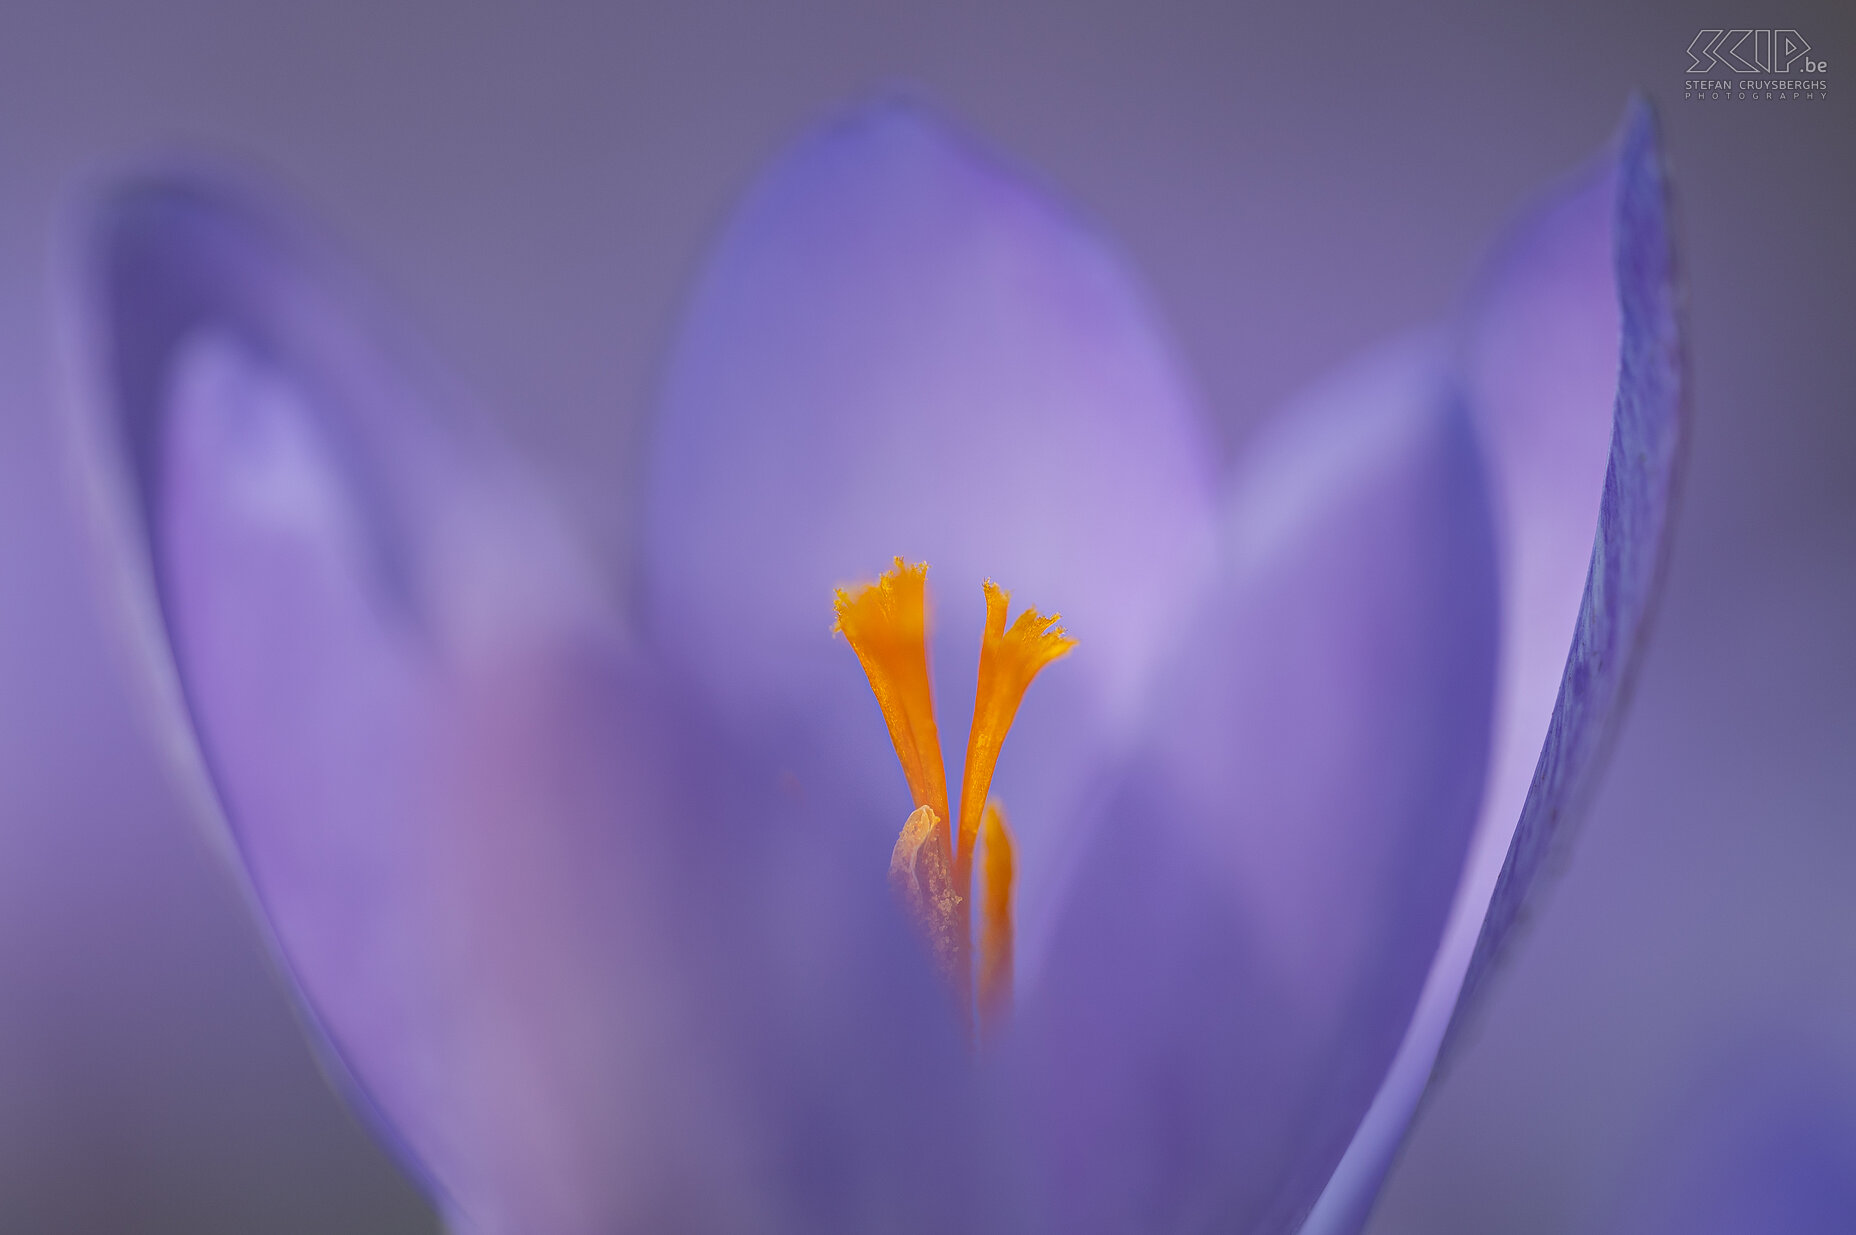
xmin=1 ymin=2 xmax=1850 ymax=1232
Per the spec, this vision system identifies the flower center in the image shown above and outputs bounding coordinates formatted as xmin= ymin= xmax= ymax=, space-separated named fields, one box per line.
xmin=833 ymin=558 xmax=1075 ymax=1037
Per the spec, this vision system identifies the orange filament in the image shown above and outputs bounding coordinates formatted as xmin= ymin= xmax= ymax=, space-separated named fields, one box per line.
xmin=955 ymin=581 xmax=1075 ymax=897
xmin=977 ymin=802 xmax=1016 ymax=1039
xmin=833 ymin=559 xmax=953 ymax=865
xmin=835 ymin=559 xmax=1073 ymax=1036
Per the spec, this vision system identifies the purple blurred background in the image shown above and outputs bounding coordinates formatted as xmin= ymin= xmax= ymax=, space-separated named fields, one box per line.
xmin=1 ymin=1 xmax=1850 ymax=1231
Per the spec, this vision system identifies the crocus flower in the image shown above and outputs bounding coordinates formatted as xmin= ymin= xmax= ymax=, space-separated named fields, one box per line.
xmin=73 ymin=93 xmax=1683 ymax=1235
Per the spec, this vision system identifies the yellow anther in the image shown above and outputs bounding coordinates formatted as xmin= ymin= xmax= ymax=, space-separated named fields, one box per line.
xmin=889 ymin=805 xmax=961 ymax=993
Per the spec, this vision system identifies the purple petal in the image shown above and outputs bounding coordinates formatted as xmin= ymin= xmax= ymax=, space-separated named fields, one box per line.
xmin=1306 ymin=99 xmax=1686 ymax=1234
xmin=82 ymin=181 xmax=1003 ymax=1234
xmin=1457 ymin=95 xmax=1687 ymax=1016
xmin=1012 ymin=335 xmax=1498 ymax=1235
xmin=642 ymin=100 xmax=1218 ymax=923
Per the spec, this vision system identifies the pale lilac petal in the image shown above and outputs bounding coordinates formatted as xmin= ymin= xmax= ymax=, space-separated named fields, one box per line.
xmin=643 ymin=100 xmax=1218 ymax=925
xmin=1306 ymin=99 xmax=1685 ymax=1235
xmin=83 ymin=182 xmax=1001 ymax=1234
xmin=1013 ymin=335 xmax=1498 ymax=1235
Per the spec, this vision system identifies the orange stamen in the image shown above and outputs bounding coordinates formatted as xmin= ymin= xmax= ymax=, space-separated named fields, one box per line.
xmin=954 ymin=581 xmax=1075 ymax=896
xmin=833 ymin=559 xmax=953 ymax=862
xmin=836 ymin=560 xmax=1071 ymax=1038
xmin=977 ymin=801 xmax=1016 ymax=1038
